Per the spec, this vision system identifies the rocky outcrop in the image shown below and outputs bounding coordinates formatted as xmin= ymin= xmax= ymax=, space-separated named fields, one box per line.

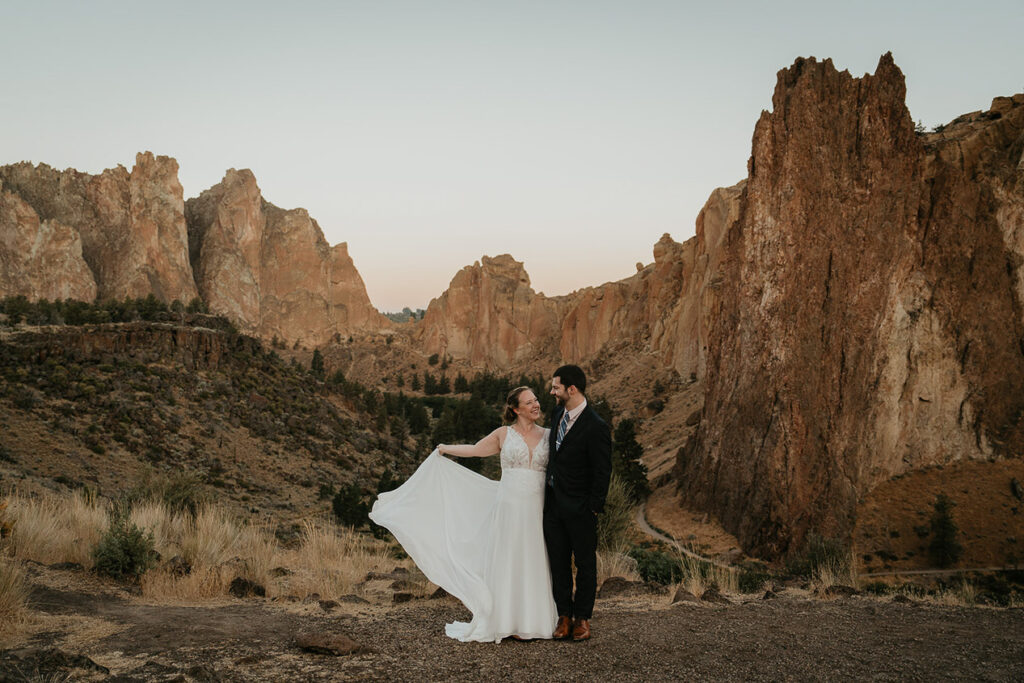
xmin=1 ymin=320 xmax=257 ymax=372
xmin=0 ymin=183 xmax=97 ymax=302
xmin=0 ymin=153 xmax=198 ymax=303
xmin=416 ymin=186 xmax=742 ymax=377
xmin=557 ymin=183 xmax=742 ymax=380
xmin=186 ymin=170 xmax=387 ymax=345
xmin=415 ymin=255 xmax=563 ymax=367
xmin=675 ymin=54 xmax=1024 ymax=557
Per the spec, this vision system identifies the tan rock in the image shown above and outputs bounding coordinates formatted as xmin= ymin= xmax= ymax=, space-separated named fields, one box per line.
xmin=0 ymin=184 xmax=96 ymax=301
xmin=0 ymin=152 xmax=197 ymax=303
xmin=186 ymin=170 xmax=387 ymax=346
xmin=415 ymin=254 xmax=563 ymax=368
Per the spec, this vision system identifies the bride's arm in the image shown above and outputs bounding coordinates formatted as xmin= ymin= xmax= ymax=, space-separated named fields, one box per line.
xmin=438 ymin=427 xmax=503 ymax=458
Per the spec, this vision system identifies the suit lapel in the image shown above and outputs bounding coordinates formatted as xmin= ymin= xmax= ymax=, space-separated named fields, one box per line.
xmin=550 ymin=407 xmax=564 ymax=456
xmin=556 ymin=406 xmax=591 ymax=453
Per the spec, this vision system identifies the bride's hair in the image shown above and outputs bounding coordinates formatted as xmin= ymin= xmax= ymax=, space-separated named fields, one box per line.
xmin=503 ymin=386 xmax=533 ymax=423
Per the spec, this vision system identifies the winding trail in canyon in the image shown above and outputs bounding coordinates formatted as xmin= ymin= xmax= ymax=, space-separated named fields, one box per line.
xmin=634 ymin=504 xmax=733 ymax=570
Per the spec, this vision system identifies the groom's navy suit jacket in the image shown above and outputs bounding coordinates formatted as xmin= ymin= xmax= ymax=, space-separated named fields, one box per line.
xmin=546 ymin=404 xmax=612 ymax=515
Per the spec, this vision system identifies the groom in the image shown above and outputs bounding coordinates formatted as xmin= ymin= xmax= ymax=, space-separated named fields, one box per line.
xmin=544 ymin=364 xmax=612 ymax=641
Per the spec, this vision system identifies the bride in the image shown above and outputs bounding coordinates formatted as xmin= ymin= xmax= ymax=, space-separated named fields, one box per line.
xmin=368 ymin=386 xmax=558 ymax=642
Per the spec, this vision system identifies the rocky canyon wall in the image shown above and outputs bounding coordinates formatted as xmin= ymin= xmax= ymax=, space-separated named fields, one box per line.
xmin=0 ymin=156 xmax=387 ymax=346
xmin=414 ymin=185 xmax=743 ymax=379
xmin=675 ymin=54 xmax=1024 ymax=557
xmin=185 ymin=170 xmax=387 ymax=346
xmin=0 ymin=153 xmax=196 ymax=304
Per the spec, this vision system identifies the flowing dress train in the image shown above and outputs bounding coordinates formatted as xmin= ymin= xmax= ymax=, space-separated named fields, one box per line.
xmin=369 ymin=427 xmax=558 ymax=642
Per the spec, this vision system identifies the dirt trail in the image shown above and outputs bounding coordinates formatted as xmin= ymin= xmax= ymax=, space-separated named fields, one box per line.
xmin=635 ymin=504 xmax=733 ymax=569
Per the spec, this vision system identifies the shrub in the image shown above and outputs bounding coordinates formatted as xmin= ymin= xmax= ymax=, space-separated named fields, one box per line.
xmin=332 ymin=483 xmax=368 ymax=528
xmin=92 ymin=511 xmax=158 ymax=580
xmin=785 ymin=534 xmax=848 ymax=577
xmin=628 ymin=546 xmax=682 ymax=585
xmin=125 ymin=471 xmax=207 ymax=516
xmin=929 ymin=493 xmax=963 ymax=568
xmin=310 ymin=349 xmax=325 ymax=380
xmin=597 ymin=474 xmax=635 ymax=552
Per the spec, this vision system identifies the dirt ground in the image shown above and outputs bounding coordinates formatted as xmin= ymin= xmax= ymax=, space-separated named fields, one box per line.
xmin=3 ymin=565 xmax=1023 ymax=681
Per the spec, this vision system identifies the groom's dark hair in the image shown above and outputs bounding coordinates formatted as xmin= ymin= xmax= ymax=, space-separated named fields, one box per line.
xmin=553 ymin=364 xmax=586 ymax=394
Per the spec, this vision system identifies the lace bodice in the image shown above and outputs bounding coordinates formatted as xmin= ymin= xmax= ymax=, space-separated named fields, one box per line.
xmin=500 ymin=426 xmax=549 ymax=473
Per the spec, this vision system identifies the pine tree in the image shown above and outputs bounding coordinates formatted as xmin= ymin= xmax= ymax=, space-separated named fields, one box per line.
xmin=928 ymin=493 xmax=963 ymax=568
xmin=612 ymin=418 xmax=650 ymax=503
xmin=310 ymin=349 xmax=325 ymax=380
xmin=332 ymin=483 xmax=368 ymax=528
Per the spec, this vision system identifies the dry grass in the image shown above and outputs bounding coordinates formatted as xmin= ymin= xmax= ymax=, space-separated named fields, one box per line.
xmin=597 ymin=544 xmax=641 ymax=585
xmin=141 ymin=566 xmax=235 ymax=602
xmin=4 ymin=491 xmax=107 ymax=568
xmin=0 ymin=555 xmax=29 ymax=638
xmin=180 ymin=506 xmax=240 ymax=569
xmin=811 ymin=552 xmax=860 ymax=594
xmin=929 ymin=580 xmax=979 ymax=607
xmin=675 ymin=552 xmax=740 ymax=597
xmin=2 ymin=491 xmax=406 ymax=604
xmin=278 ymin=519 xmax=400 ymax=600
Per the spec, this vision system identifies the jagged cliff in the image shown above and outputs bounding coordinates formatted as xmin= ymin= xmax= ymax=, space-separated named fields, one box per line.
xmin=0 ymin=153 xmax=196 ymax=303
xmin=185 ymin=169 xmax=388 ymax=346
xmin=414 ymin=183 xmax=743 ymax=379
xmin=675 ymin=54 xmax=1024 ymax=557
xmin=0 ymin=157 xmax=386 ymax=346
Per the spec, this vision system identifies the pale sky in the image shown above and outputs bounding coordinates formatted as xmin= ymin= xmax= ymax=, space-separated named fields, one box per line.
xmin=3 ymin=1 xmax=1022 ymax=311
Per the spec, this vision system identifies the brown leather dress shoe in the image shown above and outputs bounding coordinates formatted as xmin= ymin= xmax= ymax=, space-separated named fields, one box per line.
xmin=552 ymin=615 xmax=572 ymax=639
xmin=571 ymin=619 xmax=591 ymax=641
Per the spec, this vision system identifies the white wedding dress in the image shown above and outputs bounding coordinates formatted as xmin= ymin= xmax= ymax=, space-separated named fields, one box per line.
xmin=368 ymin=427 xmax=558 ymax=642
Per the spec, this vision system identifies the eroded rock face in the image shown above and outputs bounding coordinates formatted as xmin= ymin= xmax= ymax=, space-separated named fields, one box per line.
xmin=415 ymin=255 xmax=563 ymax=367
xmin=0 ymin=183 xmax=97 ymax=301
xmin=0 ymin=153 xmax=198 ymax=303
xmin=675 ymin=54 xmax=1024 ymax=557
xmin=417 ymin=188 xmax=742 ymax=377
xmin=186 ymin=170 xmax=386 ymax=345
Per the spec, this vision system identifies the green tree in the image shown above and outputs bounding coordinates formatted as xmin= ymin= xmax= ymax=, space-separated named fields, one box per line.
xmin=186 ymin=297 xmax=208 ymax=314
xmin=310 ymin=349 xmax=325 ymax=380
xmin=454 ymin=372 xmax=469 ymax=393
xmin=928 ymin=493 xmax=963 ymax=568
xmin=410 ymin=373 xmax=421 ymax=391
xmin=612 ymin=418 xmax=650 ymax=502
xmin=407 ymin=401 xmax=430 ymax=434
xmin=332 ymin=483 xmax=368 ymax=528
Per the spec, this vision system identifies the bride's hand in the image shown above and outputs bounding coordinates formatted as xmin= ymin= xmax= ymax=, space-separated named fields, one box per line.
xmin=436 ymin=445 xmax=446 ymax=456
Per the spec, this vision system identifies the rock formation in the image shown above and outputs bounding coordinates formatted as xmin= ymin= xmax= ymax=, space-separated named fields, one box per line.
xmin=186 ymin=170 xmax=387 ymax=345
xmin=415 ymin=255 xmax=563 ymax=367
xmin=0 ymin=153 xmax=198 ymax=303
xmin=675 ymin=54 xmax=1024 ymax=557
xmin=415 ymin=185 xmax=742 ymax=379
xmin=0 ymin=182 xmax=96 ymax=302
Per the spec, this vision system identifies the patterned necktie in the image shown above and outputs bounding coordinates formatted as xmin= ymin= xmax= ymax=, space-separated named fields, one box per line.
xmin=555 ymin=409 xmax=570 ymax=450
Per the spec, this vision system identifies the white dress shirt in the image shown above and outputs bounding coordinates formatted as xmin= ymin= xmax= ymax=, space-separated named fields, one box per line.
xmin=560 ymin=398 xmax=587 ymax=437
